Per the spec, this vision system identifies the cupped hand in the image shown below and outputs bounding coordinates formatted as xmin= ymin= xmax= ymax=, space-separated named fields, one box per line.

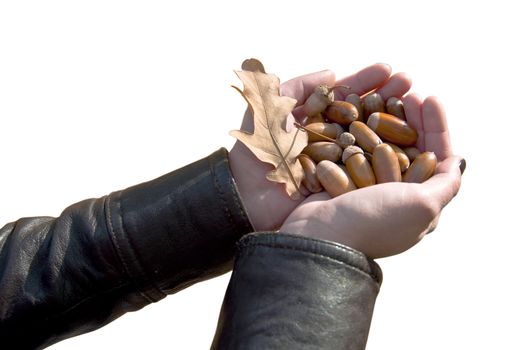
xmin=280 ymin=95 xmax=464 ymax=259
xmin=229 ymin=64 xmax=412 ymax=231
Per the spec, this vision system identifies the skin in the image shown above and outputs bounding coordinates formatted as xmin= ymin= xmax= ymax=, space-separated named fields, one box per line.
xmin=229 ymin=64 xmax=462 ymax=259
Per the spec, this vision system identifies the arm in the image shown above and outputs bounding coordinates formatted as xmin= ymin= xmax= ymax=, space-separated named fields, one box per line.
xmin=211 ymin=233 xmax=382 ymax=350
xmin=0 ymin=64 xmax=408 ymax=348
xmin=0 ymin=148 xmax=253 ymax=349
xmin=212 ymin=81 xmax=463 ymax=349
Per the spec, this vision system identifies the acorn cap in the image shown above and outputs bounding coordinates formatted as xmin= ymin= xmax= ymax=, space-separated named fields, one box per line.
xmin=367 ymin=112 xmax=380 ymax=130
xmin=341 ymin=145 xmax=364 ymax=163
xmin=314 ymin=84 xmax=335 ymax=105
xmin=337 ymin=132 xmax=356 ymax=147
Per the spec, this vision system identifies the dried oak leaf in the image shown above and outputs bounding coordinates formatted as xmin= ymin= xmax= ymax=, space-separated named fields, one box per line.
xmin=230 ymin=60 xmax=308 ymax=199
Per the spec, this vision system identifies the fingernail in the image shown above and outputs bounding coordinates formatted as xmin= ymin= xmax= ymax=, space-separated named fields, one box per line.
xmin=459 ymin=158 xmax=466 ymax=175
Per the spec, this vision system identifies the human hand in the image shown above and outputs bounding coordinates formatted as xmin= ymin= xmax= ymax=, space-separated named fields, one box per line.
xmin=229 ymin=64 xmax=412 ymax=231
xmin=280 ymin=94 xmax=464 ymax=259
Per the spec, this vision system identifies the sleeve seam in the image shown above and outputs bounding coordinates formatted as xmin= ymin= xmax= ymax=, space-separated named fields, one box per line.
xmin=238 ymin=241 xmax=381 ymax=284
xmin=211 ymin=152 xmax=238 ymax=234
xmin=104 ymin=194 xmax=158 ymax=303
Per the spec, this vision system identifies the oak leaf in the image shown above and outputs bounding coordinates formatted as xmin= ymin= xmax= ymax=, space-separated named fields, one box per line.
xmin=230 ymin=59 xmax=308 ymax=199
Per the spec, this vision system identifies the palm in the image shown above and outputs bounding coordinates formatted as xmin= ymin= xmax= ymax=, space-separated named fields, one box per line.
xmin=281 ymin=95 xmax=463 ymax=259
xmin=230 ymin=64 xmax=413 ymax=231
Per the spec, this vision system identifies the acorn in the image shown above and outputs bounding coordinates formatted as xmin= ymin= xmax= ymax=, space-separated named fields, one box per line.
xmin=349 ymin=121 xmax=382 ymax=153
xmin=363 ymin=92 xmax=385 ymax=122
xmin=367 ymin=112 xmax=418 ymax=147
xmin=402 ymin=152 xmax=437 ymax=183
xmin=403 ymin=147 xmax=421 ymax=162
xmin=385 ymin=143 xmax=410 ymax=172
xmin=302 ymin=141 xmax=343 ymax=163
xmin=372 ymin=143 xmax=402 ymax=183
xmin=324 ymin=101 xmax=358 ymax=126
xmin=304 ymin=84 xmax=335 ymax=117
xmin=298 ymin=154 xmax=322 ymax=193
xmin=316 ymin=160 xmax=356 ymax=197
xmin=341 ymin=146 xmax=376 ymax=188
xmin=386 ymin=97 xmax=406 ymax=120
xmin=345 ymin=93 xmax=364 ymax=122
xmin=332 ymin=123 xmax=344 ymax=138
xmin=304 ymin=123 xmax=339 ymax=142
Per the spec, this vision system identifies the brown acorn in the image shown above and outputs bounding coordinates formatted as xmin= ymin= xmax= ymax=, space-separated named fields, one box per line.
xmin=345 ymin=93 xmax=364 ymax=122
xmin=298 ymin=154 xmax=322 ymax=193
xmin=349 ymin=121 xmax=382 ymax=153
xmin=304 ymin=85 xmax=335 ymax=117
xmin=385 ymin=97 xmax=406 ymax=120
xmin=316 ymin=160 xmax=356 ymax=197
xmin=304 ymin=123 xmax=339 ymax=142
xmin=402 ymin=152 xmax=437 ymax=183
xmin=367 ymin=112 xmax=418 ymax=147
xmin=302 ymin=141 xmax=343 ymax=163
xmin=372 ymin=143 xmax=402 ymax=183
xmin=363 ymin=92 xmax=385 ymax=122
xmin=403 ymin=147 xmax=421 ymax=162
xmin=324 ymin=101 xmax=358 ymax=126
xmin=386 ymin=143 xmax=410 ymax=172
xmin=341 ymin=146 xmax=376 ymax=188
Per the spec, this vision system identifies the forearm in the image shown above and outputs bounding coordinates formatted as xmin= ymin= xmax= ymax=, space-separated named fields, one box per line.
xmin=0 ymin=148 xmax=253 ymax=349
xmin=211 ymin=232 xmax=382 ymax=350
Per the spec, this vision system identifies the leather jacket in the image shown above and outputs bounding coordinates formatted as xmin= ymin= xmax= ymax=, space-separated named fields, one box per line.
xmin=0 ymin=148 xmax=382 ymax=349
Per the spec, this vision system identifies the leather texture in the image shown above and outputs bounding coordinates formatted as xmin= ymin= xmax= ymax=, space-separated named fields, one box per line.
xmin=0 ymin=148 xmax=253 ymax=349
xmin=0 ymin=148 xmax=383 ymax=349
xmin=211 ymin=232 xmax=382 ymax=350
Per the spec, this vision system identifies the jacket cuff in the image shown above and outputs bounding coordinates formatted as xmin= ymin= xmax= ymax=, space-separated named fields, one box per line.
xmin=106 ymin=148 xmax=254 ymax=301
xmin=211 ymin=232 xmax=382 ymax=350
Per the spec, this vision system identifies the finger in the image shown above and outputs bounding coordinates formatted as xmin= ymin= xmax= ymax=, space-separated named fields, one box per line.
xmin=422 ymin=155 xmax=463 ymax=209
xmin=375 ymin=72 xmax=412 ymax=100
xmin=402 ymin=93 xmax=425 ymax=150
xmin=333 ymin=63 xmax=392 ymax=100
xmin=280 ymin=70 xmax=336 ymax=106
xmin=422 ymin=96 xmax=453 ymax=160
xmin=292 ymin=105 xmax=307 ymax=121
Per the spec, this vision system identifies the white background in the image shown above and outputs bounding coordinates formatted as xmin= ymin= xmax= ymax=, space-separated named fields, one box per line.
xmin=1 ymin=1 xmax=514 ymax=349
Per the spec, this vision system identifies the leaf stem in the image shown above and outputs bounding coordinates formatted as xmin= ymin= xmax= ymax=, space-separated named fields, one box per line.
xmin=294 ymin=122 xmax=340 ymax=145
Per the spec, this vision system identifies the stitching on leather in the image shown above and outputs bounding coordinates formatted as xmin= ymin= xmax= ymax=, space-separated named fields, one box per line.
xmin=118 ymin=193 xmax=160 ymax=303
xmin=228 ymin=173 xmax=250 ymax=229
xmin=103 ymin=196 xmax=124 ymax=275
xmin=222 ymin=154 xmax=253 ymax=231
xmin=105 ymin=195 xmax=131 ymax=277
xmin=243 ymin=233 xmax=368 ymax=258
xmin=105 ymin=194 xmax=154 ymax=303
xmin=239 ymin=242 xmax=380 ymax=284
xmin=211 ymin=154 xmax=236 ymax=231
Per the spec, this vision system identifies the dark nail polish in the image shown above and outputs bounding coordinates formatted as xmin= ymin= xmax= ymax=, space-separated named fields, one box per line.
xmin=459 ymin=158 xmax=466 ymax=175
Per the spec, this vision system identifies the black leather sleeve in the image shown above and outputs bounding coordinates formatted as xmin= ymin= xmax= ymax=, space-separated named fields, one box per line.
xmin=211 ymin=232 xmax=383 ymax=350
xmin=0 ymin=148 xmax=253 ymax=349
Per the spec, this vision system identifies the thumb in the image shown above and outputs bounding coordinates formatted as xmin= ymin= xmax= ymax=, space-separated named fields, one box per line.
xmin=421 ymin=155 xmax=464 ymax=209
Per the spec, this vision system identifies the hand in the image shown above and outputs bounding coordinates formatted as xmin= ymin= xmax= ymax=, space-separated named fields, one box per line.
xmin=280 ymin=94 xmax=464 ymax=259
xmin=229 ymin=64 xmax=412 ymax=231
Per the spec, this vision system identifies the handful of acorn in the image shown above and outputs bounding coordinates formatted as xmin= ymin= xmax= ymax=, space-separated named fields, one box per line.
xmin=297 ymin=85 xmax=437 ymax=197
